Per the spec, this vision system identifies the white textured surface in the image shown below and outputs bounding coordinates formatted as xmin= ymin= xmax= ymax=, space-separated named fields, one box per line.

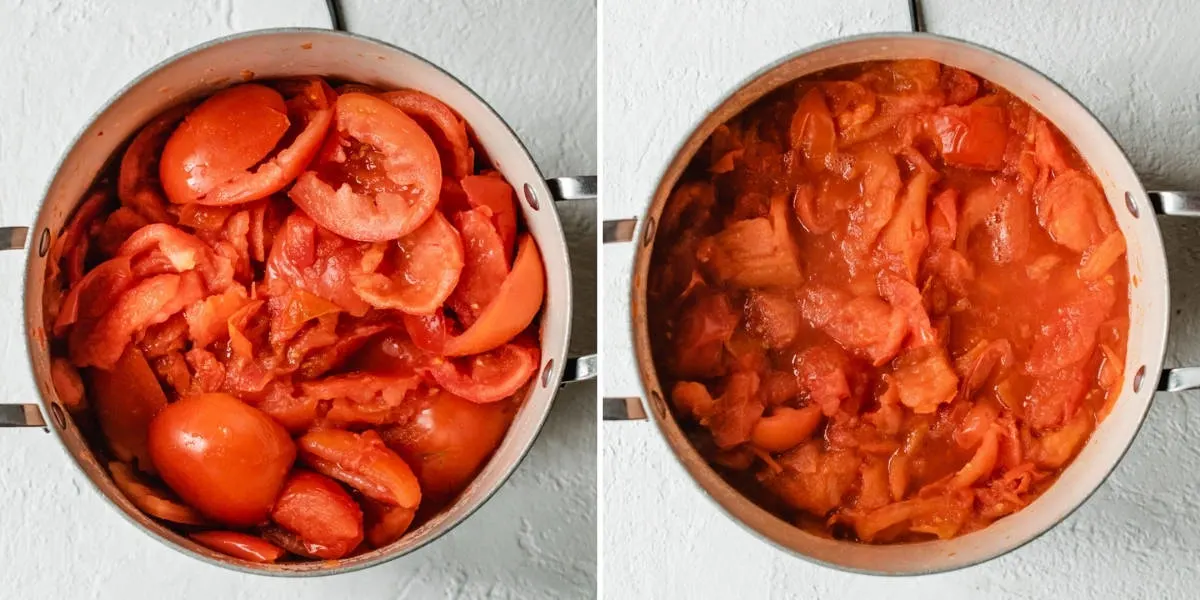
xmin=0 ymin=1 xmax=595 ymax=598
xmin=602 ymin=1 xmax=1200 ymax=598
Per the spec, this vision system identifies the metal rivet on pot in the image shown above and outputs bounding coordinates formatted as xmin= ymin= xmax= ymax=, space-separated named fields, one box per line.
xmin=38 ymin=228 xmax=50 ymax=257
xmin=541 ymin=358 xmax=554 ymax=388
xmin=523 ymin=183 xmax=540 ymax=211
xmin=49 ymin=402 xmax=66 ymax=430
xmin=1133 ymin=365 xmax=1146 ymax=393
xmin=649 ymin=389 xmax=667 ymax=420
xmin=641 ymin=216 xmax=656 ymax=247
xmin=1125 ymin=191 xmax=1139 ymax=218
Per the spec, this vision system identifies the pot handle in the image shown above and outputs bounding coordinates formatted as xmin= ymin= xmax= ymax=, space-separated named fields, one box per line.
xmin=549 ymin=176 xmax=597 ymax=384
xmin=0 ymin=227 xmax=47 ymax=428
xmin=600 ymin=217 xmax=647 ymax=418
xmin=1152 ymin=190 xmax=1200 ymax=391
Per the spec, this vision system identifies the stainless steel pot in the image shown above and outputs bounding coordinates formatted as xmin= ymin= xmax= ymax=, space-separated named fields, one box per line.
xmin=0 ymin=28 xmax=595 ymax=577
xmin=604 ymin=32 xmax=1200 ymax=575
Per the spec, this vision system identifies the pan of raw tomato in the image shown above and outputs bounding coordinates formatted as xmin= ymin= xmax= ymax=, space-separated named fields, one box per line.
xmin=40 ymin=75 xmax=548 ymax=566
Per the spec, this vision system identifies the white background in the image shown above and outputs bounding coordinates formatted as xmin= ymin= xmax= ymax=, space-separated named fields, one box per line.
xmin=0 ymin=1 xmax=596 ymax=599
xmin=602 ymin=1 xmax=1200 ymax=598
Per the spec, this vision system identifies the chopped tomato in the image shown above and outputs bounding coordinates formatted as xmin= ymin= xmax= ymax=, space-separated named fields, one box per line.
xmin=96 ymin=207 xmax=151 ymax=257
xmin=665 ymin=291 xmax=738 ymax=378
xmin=750 ymin=405 xmax=823 ymax=452
xmin=183 ymin=285 xmax=251 ymax=348
xmin=51 ymin=358 xmax=86 ymax=412
xmin=120 ymin=102 xmax=192 ymax=223
xmin=297 ymin=429 xmax=422 ymax=508
xmin=290 ymin=92 xmax=442 ymax=242
xmin=929 ymin=101 xmax=1008 ymax=170
xmin=190 ymin=531 xmax=284 ymax=563
xmin=744 ymin=290 xmax=800 ymax=349
xmin=89 ymin=346 xmax=168 ymax=472
xmin=109 ymin=461 xmax=205 ymax=525
xmin=889 ymin=346 xmax=958 ymax=414
xmin=762 ymin=442 xmax=860 ymax=516
xmin=72 ymin=271 xmax=205 ymax=370
xmin=362 ymin=500 xmax=417 ymax=548
xmin=301 ymin=371 xmax=422 ymax=427
xmin=706 ymin=372 xmax=763 ymax=449
xmin=461 ymin=174 xmax=518 ymax=263
xmin=1035 ymin=170 xmax=1107 ymax=253
xmin=254 ymin=380 xmax=320 ymax=433
xmin=428 ymin=343 xmax=540 ymax=404
xmin=161 ymin=78 xmax=336 ymax=206
xmin=265 ymin=212 xmax=372 ymax=315
xmin=381 ymin=89 xmax=473 ymax=179
xmin=271 ymin=471 xmax=364 ymax=560
xmin=445 ymin=207 xmax=508 ymax=325
xmin=790 ymin=87 xmax=835 ymax=171
xmin=267 ymin=287 xmax=342 ymax=346
xmin=354 ymin=211 xmax=464 ymax=314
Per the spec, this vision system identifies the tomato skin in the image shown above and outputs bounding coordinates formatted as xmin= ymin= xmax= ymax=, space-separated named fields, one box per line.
xmin=381 ymin=89 xmax=473 ymax=179
xmin=404 ymin=234 xmax=545 ymax=357
xmin=265 ymin=212 xmax=372 ymax=316
xmin=380 ymin=388 xmax=514 ymax=500
xmin=428 ymin=343 xmax=540 ymax=404
xmin=362 ymin=499 xmax=416 ymax=548
xmin=297 ymin=429 xmax=421 ymax=509
xmin=270 ymin=471 xmax=364 ymax=560
xmin=445 ymin=208 xmax=508 ymax=326
xmin=458 ymin=175 xmax=516 ymax=261
xmin=353 ymin=211 xmax=465 ymax=314
xmin=147 ymin=393 xmax=296 ymax=527
xmin=289 ymin=92 xmax=442 ymax=242
xmin=190 ymin=531 xmax=285 ymax=563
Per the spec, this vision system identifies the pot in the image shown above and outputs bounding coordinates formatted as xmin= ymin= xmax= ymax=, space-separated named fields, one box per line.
xmin=603 ymin=32 xmax=1200 ymax=575
xmin=0 ymin=28 xmax=595 ymax=576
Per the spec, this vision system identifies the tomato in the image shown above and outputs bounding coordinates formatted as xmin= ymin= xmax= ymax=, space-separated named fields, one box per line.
xmin=71 ymin=271 xmax=205 ymax=369
xmin=267 ymin=287 xmax=342 ymax=346
xmin=47 ymin=190 xmax=110 ymax=295
xmin=929 ymin=101 xmax=1009 ymax=170
xmin=190 ymin=531 xmax=284 ymax=563
xmin=353 ymin=211 xmax=464 ymax=314
xmin=429 ymin=344 xmax=539 ymax=404
xmin=147 ymin=393 xmax=296 ymax=527
xmin=461 ymin=174 xmax=518 ymax=262
xmin=89 ymin=346 xmax=168 ymax=472
xmin=96 ymin=207 xmax=151 ymax=257
xmin=750 ymin=405 xmax=824 ymax=453
xmin=118 ymin=223 xmax=234 ymax=291
xmin=362 ymin=499 xmax=416 ymax=548
xmin=445 ymin=208 xmax=508 ymax=325
xmin=270 ymin=471 xmax=364 ymax=560
xmin=119 ymin=102 xmax=192 ymax=223
xmin=380 ymin=388 xmax=514 ymax=500
xmin=109 ymin=462 xmax=205 ymax=525
xmin=254 ymin=380 xmax=319 ymax=433
xmin=353 ymin=332 xmax=431 ymax=375
xmin=297 ymin=429 xmax=421 ymax=508
xmin=51 ymin=357 xmax=86 ymax=412
xmin=297 ymin=319 xmax=390 ymax=379
xmin=403 ymin=234 xmax=544 ymax=357
xmin=789 ymin=87 xmax=835 ymax=171
xmin=265 ymin=212 xmax=372 ymax=316
xmin=301 ymin=372 xmax=422 ymax=427
xmin=248 ymin=196 xmax=290 ymax=263
xmin=54 ymin=256 xmax=134 ymax=337
xmin=160 ymin=78 xmax=336 ymax=206
xmin=290 ymin=92 xmax=441 ymax=242
xmin=381 ymin=89 xmax=473 ymax=179
xmin=182 ymin=285 xmax=251 ymax=349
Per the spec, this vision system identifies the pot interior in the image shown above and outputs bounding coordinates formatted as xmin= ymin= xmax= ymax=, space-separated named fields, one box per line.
xmin=630 ymin=33 xmax=1168 ymax=575
xmin=23 ymin=28 xmax=571 ymax=576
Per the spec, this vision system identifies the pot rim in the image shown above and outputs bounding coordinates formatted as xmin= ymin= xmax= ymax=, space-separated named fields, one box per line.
xmin=21 ymin=26 xmax=572 ymax=577
xmin=627 ymin=30 xmax=1167 ymax=576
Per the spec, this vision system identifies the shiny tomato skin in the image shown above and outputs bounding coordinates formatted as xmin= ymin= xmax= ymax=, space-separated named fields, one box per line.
xmin=380 ymin=89 xmax=473 ymax=179
xmin=147 ymin=393 xmax=296 ymax=527
xmin=270 ymin=471 xmax=364 ymax=560
xmin=190 ymin=531 xmax=285 ymax=563
xmin=297 ymin=428 xmax=421 ymax=509
xmin=428 ymin=343 xmax=540 ymax=404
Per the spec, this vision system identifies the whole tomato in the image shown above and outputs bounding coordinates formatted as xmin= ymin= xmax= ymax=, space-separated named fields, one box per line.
xmin=148 ymin=393 xmax=296 ymax=527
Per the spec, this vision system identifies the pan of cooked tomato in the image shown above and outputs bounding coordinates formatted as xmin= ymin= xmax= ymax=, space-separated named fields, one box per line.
xmin=0 ymin=29 xmax=593 ymax=576
xmin=605 ymin=33 xmax=1200 ymax=574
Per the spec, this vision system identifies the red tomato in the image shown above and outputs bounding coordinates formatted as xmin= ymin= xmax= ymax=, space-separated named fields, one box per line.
xmin=51 ymin=357 xmax=86 ymax=412
xmin=297 ymin=319 xmax=390 ymax=379
xmin=47 ymin=190 xmax=110 ymax=295
xmin=362 ymin=499 xmax=416 ymax=548
xmin=117 ymin=223 xmax=234 ymax=291
xmin=190 ymin=531 xmax=285 ymax=563
xmin=267 ymin=287 xmax=342 ymax=346
xmin=96 ymin=207 xmax=152 ymax=257
xmin=460 ymin=174 xmax=518 ymax=263
xmin=119 ymin=102 xmax=192 ymax=223
xmin=270 ymin=471 xmax=364 ymax=560
xmin=297 ymin=429 xmax=421 ymax=508
xmin=182 ymin=285 xmax=251 ymax=349
xmin=71 ymin=271 xmax=205 ymax=370
xmin=445 ymin=208 xmax=509 ymax=326
xmin=380 ymin=388 xmax=514 ymax=500
xmin=90 ymin=346 xmax=168 ymax=472
xmin=353 ymin=211 xmax=465 ymax=314
xmin=255 ymin=381 xmax=320 ymax=434
xmin=160 ymin=78 xmax=336 ymax=206
xmin=428 ymin=343 xmax=540 ymax=404
xmin=789 ymin=87 xmax=835 ymax=171
xmin=352 ymin=332 xmax=430 ymax=375
xmin=289 ymin=92 xmax=442 ymax=242
xmin=404 ymin=234 xmax=545 ymax=357
xmin=109 ymin=461 xmax=205 ymax=525
xmin=929 ymin=101 xmax=1009 ymax=170
xmin=147 ymin=393 xmax=296 ymax=527
xmin=301 ymin=372 xmax=422 ymax=427
xmin=265 ymin=212 xmax=372 ymax=316
xmin=381 ymin=89 xmax=473 ymax=179
xmin=54 ymin=255 xmax=135 ymax=337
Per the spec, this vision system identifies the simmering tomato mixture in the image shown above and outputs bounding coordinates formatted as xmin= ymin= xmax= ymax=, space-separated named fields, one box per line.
xmin=649 ymin=60 xmax=1129 ymax=543
xmin=45 ymin=77 xmax=545 ymax=562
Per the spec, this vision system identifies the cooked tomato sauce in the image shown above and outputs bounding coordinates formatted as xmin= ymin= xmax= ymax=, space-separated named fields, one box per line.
xmin=45 ymin=77 xmax=545 ymax=563
xmin=649 ymin=60 xmax=1129 ymax=543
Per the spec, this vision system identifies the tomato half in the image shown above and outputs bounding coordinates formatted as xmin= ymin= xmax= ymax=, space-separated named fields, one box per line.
xmin=353 ymin=210 xmax=464 ymax=314
xmin=119 ymin=102 xmax=192 ymax=223
xmin=380 ymin=388 xmax=514 ymax=499
xmin=148 ymin=393 xmax=296 ymax=527
xmin=160 ymin=78 xmax=336 ymax=206
xmin=404 ymin=234 xmax=544 ymax=357
xmin=428 ymin=343 xmax=539 ymax=404
xmin=381 ymin=89 xmax=473 ymax=179
xmin=270 ymin=470 xmax=364 ymax=560
xmin=297 ymin=429 xmax=421 ymax=508
xmin=190 ymin=531 xmax=285 ymax=563
xmin=289 ymin=92 xmax=442 ymax=242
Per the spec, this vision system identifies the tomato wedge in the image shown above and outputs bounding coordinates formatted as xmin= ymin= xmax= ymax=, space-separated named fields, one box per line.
xmin=381 ymin=89 xmax=473 ymax=179
xmin=271 ymin=471 xmax=364 ymax=560
xmin=362 ymin=499 xmax=416 ymax=548
xmin=462 ymin=173 xmax=518 ymax=262
xmin=404 ymin=234 xmax=544 ymax=357
xmin=119 ymin=102 xmax=192 ymax=223
xmin=190 ymin=531 xmax=284 ymax=563
xmin=109 ymin=462 xmax=205 ymax=525
xmin=428 ymin=344 xmax=539 ymax=403
xmin=297 ymin=429 xmax=422 ymax=508
xmin=289 ymin=92 xmax=442 ymax=242
xmin=353 ymin=211 xmax=464 ymax=314
xmin=90 ymin=346 xmax=168 ymax=472
xmin=160 ymin=78 xmax=336 ymax=206
xmin=445 ymin=208 xmax=509 ymax=326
